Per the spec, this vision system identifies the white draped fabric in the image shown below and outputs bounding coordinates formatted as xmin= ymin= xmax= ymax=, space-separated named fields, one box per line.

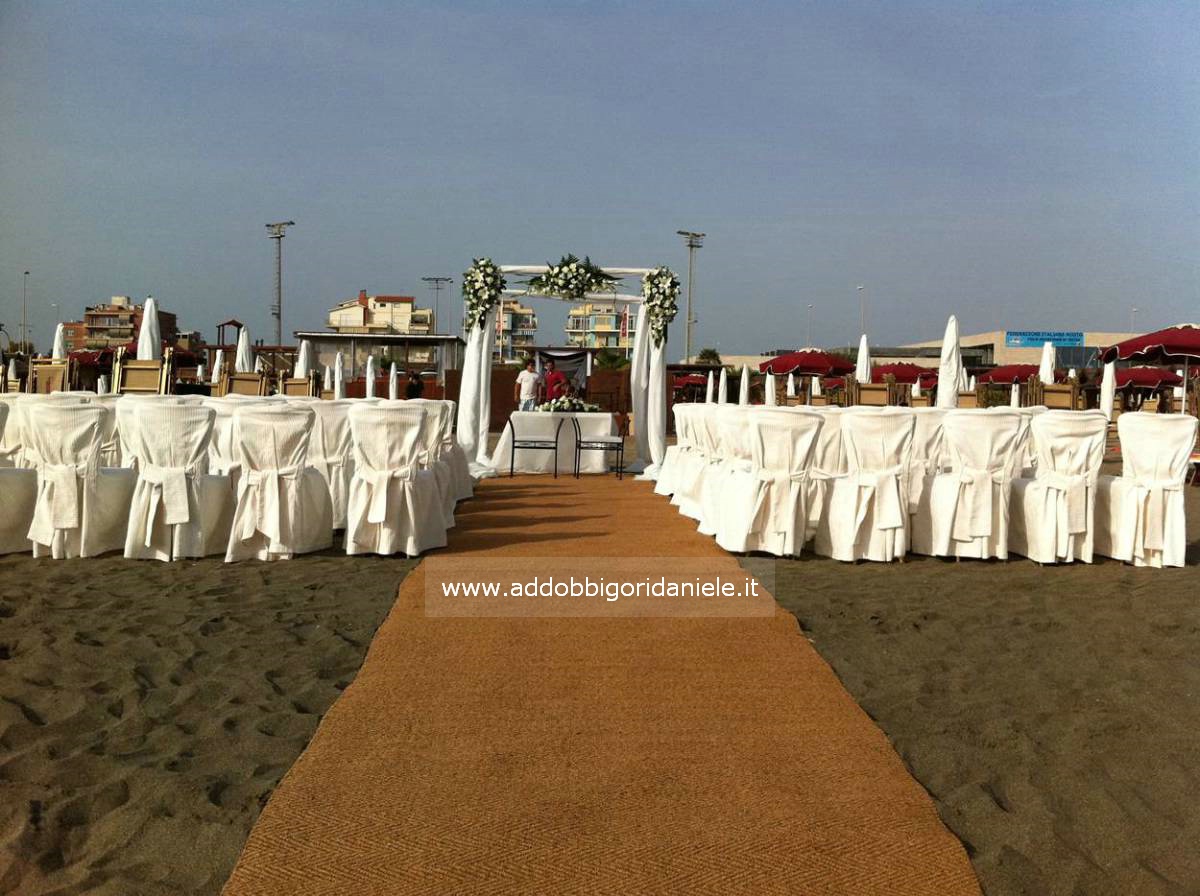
xmin=493 ymin=412 xmax=615 ymax=475
xmin=288 ymin=398 xmax=355 ymax=531
xmin=453 ymin=305 xmax=499 ymax=477
xmin=642 ymin=334 xmax=668 ymax=479
xmin=764 ymin=373 xmax=777 ymax=406
xmin=235 ymin=328 xmax=254 ymax=373
xmin=855 ymin=335 xmax=870 ymax=382
xmin=1095 ymin=412 xmax=1198 ymax=568
xmin=52 ymin=323 xmax=67 ymax=360
xmin=137 ymin=298 xmax=162 ymax=361
xmin=628 ymin=304 xmax=650 ymax=473
xmin=937 ymin=315 xmax=965 ymax=408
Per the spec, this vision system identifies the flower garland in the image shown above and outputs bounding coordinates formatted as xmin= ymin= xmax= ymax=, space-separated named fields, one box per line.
xmin=537 ymin=396 xmax=600 ymax=413
xmin=462 ymin=258 xmax=506 ymax=332
xmin=642 ymin=266 xmax=680 ymax=347
xmin=526 ymin=254 xmax=617 ymax=300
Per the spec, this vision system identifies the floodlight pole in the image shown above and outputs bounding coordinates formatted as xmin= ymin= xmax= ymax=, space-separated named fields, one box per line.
xmin=266 ymin=221 xmax=295 ymax=346
xmin=807 ymin=303 xmax=814 ymax=347
xmin=422 ymin=276 xmax=452 ymax=335
xmin=21 ymin=270 xmax=29 ymax=354
xmin=677 ymin=230 xmax=705 ymax=362
xmin=857 ymin=285 xmax=866 ymax=335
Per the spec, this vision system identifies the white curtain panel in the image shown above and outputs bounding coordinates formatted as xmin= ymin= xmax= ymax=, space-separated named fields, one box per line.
xmin=455 ymin=315 xmax=487 ymax=464
xmin=628 ymin=304 xmax=651 ymax=473
xmin=643 ymin=334 xmax=668 ymax=479
xmin=937 ymin=315 xmax=963 ymax=408
xmin=138 ymin=298 xmax=163 ymax=361
xmin=52 ymin=323 xmax=67 ymax=360
xmin=235 ymin=328 xmax=254 ymax=373
xmin=717 ymin=367 xmax=728 ymax=404
xmin=764 ymin=373 xmax=777 ymax=406
xmin=472 ymin=305 xmax=498 ymax=473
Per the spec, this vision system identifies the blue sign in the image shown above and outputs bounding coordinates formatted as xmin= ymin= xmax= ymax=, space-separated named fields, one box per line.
xmin=1004 ymin=330 xmax=1084 ymax=348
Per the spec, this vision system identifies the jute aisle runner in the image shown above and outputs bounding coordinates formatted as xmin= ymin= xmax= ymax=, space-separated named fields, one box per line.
xmin=222 ymin=476 xmax=980 ymax=895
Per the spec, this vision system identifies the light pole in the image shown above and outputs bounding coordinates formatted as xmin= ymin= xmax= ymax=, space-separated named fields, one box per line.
xmin=21 ymin=271 xmax=29 ymax=354
xmin=266 ymin=221 xmax=295 ymax=346
xmin=421 ymin=276 xmax=452 ymax=335
xmin=677 ymin=230 xmax=705 ymax=362
xmin=807 ymin=304 xmax=814 ymax=347
xmin=857 ymin=285 xmax=866 ymax=335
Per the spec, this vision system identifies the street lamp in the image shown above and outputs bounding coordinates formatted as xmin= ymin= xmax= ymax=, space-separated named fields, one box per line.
xmin=676 ymin=230 xmax=705 ymax=362
xmin=421 ymin=276 xmax=452 ymax=335
xmin=21 ymin=271 xmax=29 ymax=354
xmin=807 ymin=304 xmax=814 ymax=347
xmin=857 ymin=285 xmax=866 ymax=335
xmin=266 ymin=221 xmax=295 ymax=346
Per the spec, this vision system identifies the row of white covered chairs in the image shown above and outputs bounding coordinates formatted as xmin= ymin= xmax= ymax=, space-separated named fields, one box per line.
xmin=654 ymin=403 xmax=1196 ymax=568
xmin=0 ymin=392 xmax=473 ymax=561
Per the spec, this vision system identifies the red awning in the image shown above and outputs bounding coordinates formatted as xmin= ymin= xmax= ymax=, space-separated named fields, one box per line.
xmin=673 ymin=373 xmax=708 ymax=387
xmin=1099 ymin=324 xmax=1200 ymax=364
xmin=871 ymin=362 xmax=937 ymax=385
xmin=760 ymin=350 xmax=855 ymax=376
xmin=1115 ymin=366 xmax=1183 ymax=389
xmin=977 ymin=364 xmax=1045 ymax=384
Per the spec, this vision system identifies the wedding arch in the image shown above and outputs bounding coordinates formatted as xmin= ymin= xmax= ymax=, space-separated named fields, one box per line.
xmin=454 ymin=255 xmax=679 ymax=480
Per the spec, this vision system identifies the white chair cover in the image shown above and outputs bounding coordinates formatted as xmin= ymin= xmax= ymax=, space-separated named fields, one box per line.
xmin=1095 ymin=412 xmax=1198 ymax=568
xmin=905 ymin=408 xmax=948 ymax=555
xmin=225 ymin=404 xmax=333 ymax=562
xmin=656 ymin=403 xmax=693 ymax=497
xmin=202 ymin=397 xmax=246 ymax=486
xmin=124 ymin=403 xmax=234 ymax=560
xmin=0 ymin=397 xmax=17 ymax=467
xmin=808 ymin=408 xmax=850 ymax=555
xmin=698 ymin=406 xmax=751 ymax=536
xmin=1009 ymin=411 xmax=1108 ymax=563
xmin=289 ymin=398 xmax=355 ymax=531
xmin=918 ymin=410 xmax=1024 ymax=559
xmin=715 ymin=409 xmax=823 ymax=556
xmin=0 ymin=398 xmax=36 ymax=553
xmin=439 ymin=399 xmax=474 ymax=501
xmin=345 ymin=401 xmax=447 ymax=557
xmin=818 ymin=409 xmax=914 ymax=561
xmin=406 ymin=398 xmax=456 ymax=528
xmin=670 ymin=405 xmax=711 ymax=518
xmin=25 ymin=402 xmax=135 ymax=558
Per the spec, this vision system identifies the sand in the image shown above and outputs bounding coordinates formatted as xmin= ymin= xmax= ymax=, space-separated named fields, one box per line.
xmin=0 ymin=550 xmax=416 ymax=896
xmin=761 ymin=490 xmax=1200 ymax=895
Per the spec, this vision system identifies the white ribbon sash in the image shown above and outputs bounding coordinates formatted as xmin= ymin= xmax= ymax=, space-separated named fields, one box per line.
xmin=1040 ymin=470 xmax=1089 ymax=535
xmin=241 ymin=465 xmax=303 ymax=544
xmin=953 ymin=465 xmax=1008 ymax=541
xmin=853 ymin=465 xmax=906 ymax=534
xmin=139 ymin=462 xmax=195 ymax=544
xmin=1131 ymin=476 xmax=1182 ymax=556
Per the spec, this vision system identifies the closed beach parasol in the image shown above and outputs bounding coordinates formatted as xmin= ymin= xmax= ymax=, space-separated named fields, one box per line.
xmin=137 ymin=297 xmax=162 ymax=361
xmin=235 ymin=327 xmax=254 ymax=373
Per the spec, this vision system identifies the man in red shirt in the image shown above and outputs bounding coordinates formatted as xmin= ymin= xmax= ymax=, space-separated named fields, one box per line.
xmin=543 ymin=359 xmax=569 ymax=400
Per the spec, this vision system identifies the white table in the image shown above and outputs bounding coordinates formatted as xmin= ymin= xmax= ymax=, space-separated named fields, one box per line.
xmin=493 ymin=411 xmax=617 ymax=474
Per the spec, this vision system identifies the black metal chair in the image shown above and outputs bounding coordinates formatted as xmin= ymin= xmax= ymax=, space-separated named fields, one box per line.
xmin=571 ymin=415 xmax=625 ymax=479
xmin=507 ymin=415 xmax=565 ymax=478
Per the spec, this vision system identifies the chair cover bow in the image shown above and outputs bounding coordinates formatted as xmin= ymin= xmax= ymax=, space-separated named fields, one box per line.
xmin=1039 ymin=470 xmax=1090 ymax=535
xmin=360 ymin=464 xmax=418 ymax=525
xmin=240 ymin=465 xmax=303 ymax=544
xmin=1130 ymin=476 xmax=1183 ymax=555
xmin=853 ymin=465 xmax=906 ymax=533
xmin=139 ymin=462 xmax=195 ymax=539
xmin=953 ymin=465 xmax=1008 ymax=540
xmin=37 ymin=462 xmax=87 ymax=530
xmin=752 ymin=468 xmax=809 ymax=536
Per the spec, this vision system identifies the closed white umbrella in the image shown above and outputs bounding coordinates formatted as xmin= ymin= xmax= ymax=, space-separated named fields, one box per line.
xmin=1067 ymin=367 xmax=1077 ymax=381
xmin=855 ymin=334 xmax=871 ymax=382
xmin=936 ymin=315 xmax=964 ymax=408
xmin=1173 ymin=368 xmax=1185 ymax=404
xmin=364 ymin=355 xmax=377 ymax=398
xmin=97 ymin=374 xmax=110 ymax=395
xmin=717 ymin=368 xmax=728 ymax=403
xmin=1010 ymin=382 xmax=1021 ymax=407
xmin=234 ymin=327 xmax=254 ymax=373
xmin=705 ymin=370 xmax=714 ymax=403
xmin=389 ymin=362 xmax=399 ymax=400
xmin=253 ymin=356 xmax=264 ymax=374
xmin=323 ymin=364 xmax=332 ymax=392
xmin=738 ymin=365 xmax=750 ymax=406
xmin=195 ymin=363 xmax=206 ymax=383
xmin=210 ymin=349 xmax=224 ymax=384
xmin=333 ymin=352 xmax=346 ymax=400
xmin=1038 ymin=341 xmax=1055 ymax=383
xmin=968 ymin=374 xmax=976 ymax=390
xmin=6 ymin=358 xmax=17 ymax=384
xmin=811 ymin=375 xmax=822 ymax=397
xmin=293 ymin=340 xmax=313 ymax=378
xmin=911 ymin=380 xmax=922 ymax=399
xmin=52 ymin=323 xmax=67 ymax=359
xmin=137 ymin=297 xmax=162 ymax=361
xmin=764 ymin=372 xmax=777 ymax=406
xmin=1099 ymin=361 xmax=1116 ymax=420
xmin=786 ymin=372 xmax=796 ymax=398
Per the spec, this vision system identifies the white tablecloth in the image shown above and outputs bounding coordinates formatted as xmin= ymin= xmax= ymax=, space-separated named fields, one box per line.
xmin=493 ymin=411 xmax=617 ymax=474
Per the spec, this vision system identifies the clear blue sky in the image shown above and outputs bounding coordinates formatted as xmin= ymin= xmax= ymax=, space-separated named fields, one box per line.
xmin=1 ymin=0 xmax=1196 ymax=356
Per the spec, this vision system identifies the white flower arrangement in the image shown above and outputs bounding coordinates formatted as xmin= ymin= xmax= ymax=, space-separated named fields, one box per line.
xmin=536 ymin=396 xmax=601 ymax=413
xmin=527 ymin=254 xmax=617 ymax=301
xmin=462 ymin=257 xmax=506 ymax=332
xmin=642 ymin=266 xmax=680 ymax=348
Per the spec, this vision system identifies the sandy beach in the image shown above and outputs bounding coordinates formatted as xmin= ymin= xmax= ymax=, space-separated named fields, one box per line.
xmin=761 ymin=491 xmax=1200 ymax=896
xmin=0 ymin=549 xmax=416 ymax=896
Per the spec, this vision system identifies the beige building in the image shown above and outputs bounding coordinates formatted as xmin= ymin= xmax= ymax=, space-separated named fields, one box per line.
xmin=327 ymin=290 xmax=434 ymax=336
xmin=904 ymin=329 xmax=1137 ymax=368
xmin=495 ymin=299 xmax=537 ymax=361
xmin=565 ymin=301 xmax=637 ymax=353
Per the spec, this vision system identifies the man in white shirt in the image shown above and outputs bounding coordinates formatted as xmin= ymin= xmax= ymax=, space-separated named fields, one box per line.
xmin=514 ymin=358 xmax=540 ymax=411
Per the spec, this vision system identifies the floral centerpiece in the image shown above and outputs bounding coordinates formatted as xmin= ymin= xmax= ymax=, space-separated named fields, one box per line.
xmin=642 ymin=266 xmax=680 ymax=348
xmin=462 ymin=257 xmax=506 ymax=331
xmin=526 ymin=254 xmax=618 ymax=301
xmin=536 ymin=396 xmax=601 ymax=413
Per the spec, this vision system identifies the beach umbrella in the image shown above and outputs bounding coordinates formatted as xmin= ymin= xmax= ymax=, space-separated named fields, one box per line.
xmin=137 ymin=297 xmax=162 ymax=361
xmin=968 ymin=374 xmax=976 ymax=390
xmin=6 ymin=358 xmax=17 ymax=383
xmin=854 ymin=334 xmax=870 ymax=382
xmin=389 ymin=362 xmax=399 ymax=400
xmin=254 ymin=356 xmax=264 ymax=374
xmin=1038 ymin=342 xmax=1055 ymax=383
xmin=51 ymin=323 xmax=67 ymax=359
xmin=786 ymin=372 xmax=796 ymax=398
xmin=761 ymin=349 xmax=854 ymax=377
xmin=323 ymin=364 xmax=332 ymax=392
xmin=333 ymin=352 xmax=346 ymax=399
xmin=1010 ymin=382 xmax=1020 ymax=407
xmin=234 ymin=327 xmax=254 ymax=373
xmin=195 ymin=363 xmax=206 ymax=383
xmin=764 ymin=372 xmax=777 ymax=406
xmin=364 ymin=354 xmax=377 ymax=398
xmin=977 ymin=364 xmax=1041 ymax=384
xmin=1173 ymin=368 xmax=1185 ymax=404
xmin=293 ymin=340 xmax=313 ymax=378
xmin=705 ymin=370 xmax=714 ymax=403
xmin=210 ymin=349 xmax=224 ymax=384
xmin=1114 ymin=366 xmax=1183 ymax=389
xmin=738 ymin=366 xmax=750 ymax=406
xmin=911 ymin=380 xmax=921 ymax=399
xmin=1100 ymin=361 xmax=1115 ymax=421
xmin=872 ymin=362 xmax=934 ymax=385
xmin=1067 ymin=367 xmax=1077 ymax=381
xmin=1101 ymin=325 xmax=1200 ymax=412
xmin=811 ymin=375 xmax=822 ymax=397
xmin=97 ymin=374 xmax=110 ymax=395
xmin=936 ymin=315 xmax=964 ymax=408
xmin=717 ymin=368 xmax=728 ymax=403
